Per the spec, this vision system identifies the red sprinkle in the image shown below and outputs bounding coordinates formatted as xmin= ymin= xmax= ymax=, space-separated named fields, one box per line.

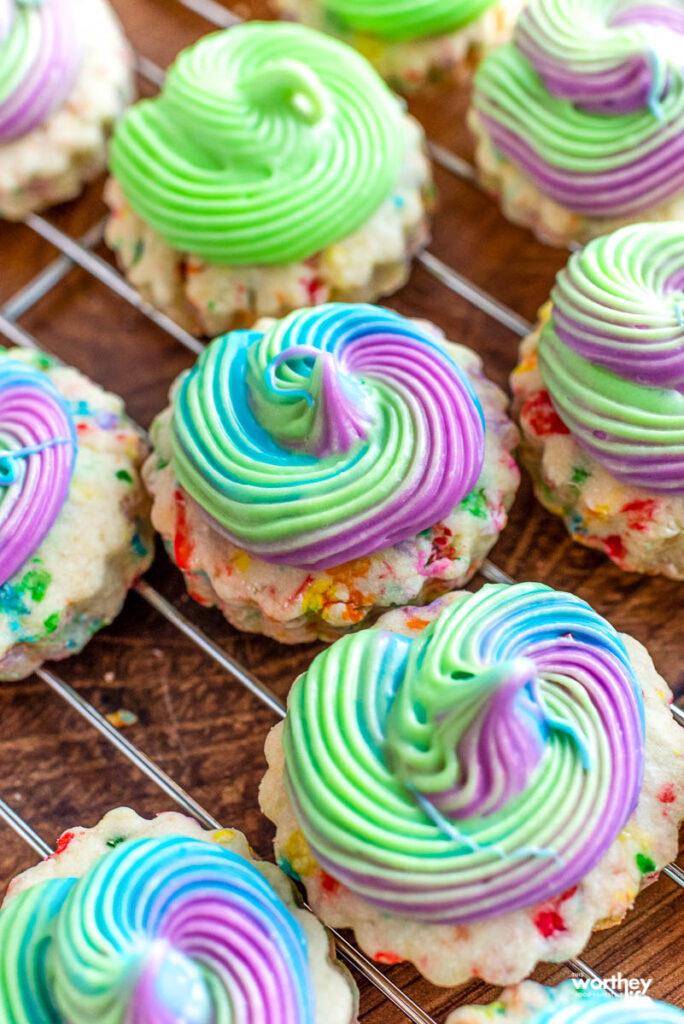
xmin=374 ymin=951 xmax=403 ymax=965
xmin=603 ymin=535 xmax=625 ymax=562
xmin=303 ymin=276 xmax=324 ymax=302
xmin=54 ymin=831 xmax=76 ymax=856
xmin=658 ymin=783 xmax=676 ymax=805
xmin=173 ymin=489 xmax=194 ymax=570
xmin=521 ymin=391 xmax=570 ymax=438
xmin=621 ymin=498 xmax=658 ymax=517
xmin=320 ymin=871 xmax=339 ymax=894
xmin=533 ymin=909 xmax=567 ymax=938
xmin=560 ymin=885 xmax=578 ymax=902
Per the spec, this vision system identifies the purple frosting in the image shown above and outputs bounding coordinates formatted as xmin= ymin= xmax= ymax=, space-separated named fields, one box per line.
xmin=0 ymin=357 xmax=77 ymax=586
xmin=0 ymin=0 xmax=84 ymax=142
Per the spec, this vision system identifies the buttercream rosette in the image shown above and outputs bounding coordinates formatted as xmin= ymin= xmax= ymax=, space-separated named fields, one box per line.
xmin=272 ymin=0 xmax=526 ymax=91
xmin=143 ymin=303 xmax=520 ymax=643
xmin=471 ymin=0 xmax=684 ymax=246
xmin=0 ymin=807 xmax=357 ymax=1024
xmin=0 ymin=0 xmax=134 ymax=220
xmin=512 ymin=222 xmax=684 ymax=578
xmin=0 ymin=348 xmax=153 ymax=681
xmin=105 ymin=21 xmax=432 ymax=336
xmin=446 ymin=980 xmax=684 ymax=1023
xmin=260 ymin=582 xmax=684 ymax=986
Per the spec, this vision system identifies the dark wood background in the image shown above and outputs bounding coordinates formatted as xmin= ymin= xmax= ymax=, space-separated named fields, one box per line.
xmin=0 ymin=1 xmax=682 ymax=1018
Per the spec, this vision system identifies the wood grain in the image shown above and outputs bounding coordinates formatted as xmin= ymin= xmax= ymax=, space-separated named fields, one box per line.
xmin=0 ymin=1 xmax=682 ymax=1018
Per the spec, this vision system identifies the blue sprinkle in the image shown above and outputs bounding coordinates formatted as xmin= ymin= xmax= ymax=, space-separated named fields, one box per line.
xmin=131 ymin=533 xmax=148 ymax=558
xmin=0 ymin=583 xmax=30 ymax=617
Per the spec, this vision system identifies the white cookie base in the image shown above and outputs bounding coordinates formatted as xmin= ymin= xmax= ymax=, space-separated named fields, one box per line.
xmin=0 ymin=0 xmax=134 ymax=220
xmin=4 ymin=807 xmax=357 ymax=1024
xmin=143 ymin=321 xmax=520 ymax=643
xmin=260 ymin=593 xmax=684 ymax=987
xmin=104 ymin=114 xmax=432 ymax=337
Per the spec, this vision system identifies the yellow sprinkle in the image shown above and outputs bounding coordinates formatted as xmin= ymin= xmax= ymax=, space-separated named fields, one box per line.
xmin=212 ymin=829 xmax=235 ymax=844
xmin=353 ymin=32 xmax=386 ymax=61
xmin=302 ymin=577 xmax=333 ymax=615
xmin=284 ymin=831 xmax=318 ymax=878
xmin=538 ymin=301 xmax=553 ymax=324
xmin=232 ymin=551 xmax=250 ymax=573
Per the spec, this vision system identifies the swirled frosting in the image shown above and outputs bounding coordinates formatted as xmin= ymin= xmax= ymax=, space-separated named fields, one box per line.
xmin=283 ymin=582 xmax=644 ymax=924
xmin=530 ymin=985 xmax=684 ymax=1023
xmin=0 ymin=837 xmax=315 ymax=1023
xmin=171 ymin=303 xmax=485 ymax=570
xmin=473 ymin=0 xmax=684 ymax=217
xmin=110 ymin=22 xmax=404 ymax=266
xmin=315 ymin=0 xmax=496 ymax=41
xmin=538 ymin=223 xmax=684 ymax=493
xmin=0 ymin=0 xmax=83 ymax=143
xmin=0 ymin=357 xmax=77 ymax=586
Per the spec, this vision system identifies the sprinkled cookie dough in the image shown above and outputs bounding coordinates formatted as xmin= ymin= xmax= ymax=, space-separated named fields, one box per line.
xmin=260 ymin=583 xmax=684 ymax=986
xmin=446 ymin=981 xmax=684 ymax=1022
xmin=470 ymin=0 xmax=684 ymax=247
xmin=273 ymin=0 xmax=525 ymax=92
xmin=0 ymin=0 xmax=134 ymax=221
xmin=143 ymin=304 xmax=519 ymax=643
xmin=0 ymin=349 xmax=153 ymax=681
xmin=512 ymin=224 xmax=684 ymax=579
xmin=1 ymin=807 xmax=357 ymax=1024
xmin=104 ymin=22 xmax=433 ymax=337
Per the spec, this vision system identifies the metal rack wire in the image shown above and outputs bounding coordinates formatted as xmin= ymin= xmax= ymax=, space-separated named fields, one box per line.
xmin=0 ymin=1 xmax=682 ymax=1019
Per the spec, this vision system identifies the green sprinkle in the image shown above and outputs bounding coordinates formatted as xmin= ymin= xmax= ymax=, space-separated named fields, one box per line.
xmin=207 ymin=300 xmax=217 ymax=312
xmin=116 ymin=469 xmax=133 ymax=484
xmin=132 ymin=239 xmax=145 ymax=265
xmin=106 ymin=836 xmax=126 ymax=849
xmin=43 ymin=611 xmax=60 ymax=634
xmin=636 ymin=853 xmax=656 ymax=875
xmin=460 ymin=487 xmax=488 ymax=520
xmin=19 ymin=568 xmax=51 ymax=603
xmin=572 ymin=466 xmax=590 ymax=484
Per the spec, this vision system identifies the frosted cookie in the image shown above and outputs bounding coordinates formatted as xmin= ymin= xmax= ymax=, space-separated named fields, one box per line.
xmin=0 ymin=349 xmax=153 ymax=681
xmin=143 ymin=303 xmax=520 ymax=643
xmin=260 ymin=582 xmax=684 ymax=987
xmin=104 ymin=21 xmax=433 ymax=338
xmin=470 ymin=0 xmax=684 ymax=247
xmin=511 ymin=223 xmax=684 ymax=579
xmin=447 ymin=981 xmax=684 ymax=1022
xmin=273 ymin=0 xmax=526 ymax=92
xmin=0 ymin=0 xmax=134 ymax=220
xmin=0 ymin=806 xmax=358 ymax=1023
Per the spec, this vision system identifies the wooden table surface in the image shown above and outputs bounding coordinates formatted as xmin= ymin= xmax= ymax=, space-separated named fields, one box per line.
xmin=1 ymin=1 xmax=683 ymax=1019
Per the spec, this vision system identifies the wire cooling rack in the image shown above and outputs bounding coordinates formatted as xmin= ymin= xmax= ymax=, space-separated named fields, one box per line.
xmin=0 ymin=1 xmax=683 ymax=1019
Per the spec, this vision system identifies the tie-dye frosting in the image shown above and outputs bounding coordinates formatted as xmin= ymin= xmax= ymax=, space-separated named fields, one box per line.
xmin=538 ymin=223 xmax=684 ymax=494
xmin=473 ymin=0 xmax=684 ymax=217
xmin=0 ymin=357 xmax=77 ymax=586
xmin=313 ymin=0 xmax=496 ymax=40
xmin=283 ymin=582 xmax=645 ymax=925
xmin=0 ymin=837 xmax=315 ymax=1023
xmin=171 ymin=303 xmax=486 ymax=570
xmin=0 ymin=0 xmax=83 ymax=142
xmin=528 ymin=984 xmax=684 ymax=1022
xmin=110 ymin=21 xmax=404 ymax=266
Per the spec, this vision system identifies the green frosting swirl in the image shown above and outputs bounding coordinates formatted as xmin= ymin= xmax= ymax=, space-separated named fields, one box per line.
xmin=539 ymin=326 xmax=684 ymax=490
xmin=0 ymin=878 xmax=76 ymax=1021
xmin=109 ymin=22 xmax=404 ymax=265
xmin=474 ymin=44 xmax=684 ymax=173
xmin=318 ymin=0 xmax=496 ymax=41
